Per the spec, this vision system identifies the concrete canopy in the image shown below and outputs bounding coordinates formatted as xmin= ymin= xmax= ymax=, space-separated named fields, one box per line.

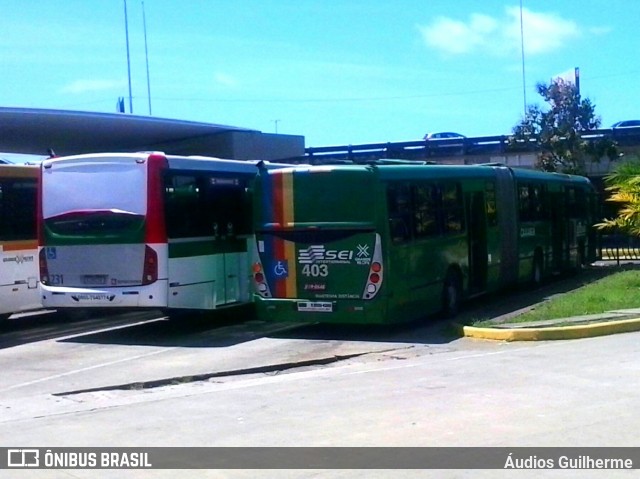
xmin=0 ymin=107 xmax=258 ymax=157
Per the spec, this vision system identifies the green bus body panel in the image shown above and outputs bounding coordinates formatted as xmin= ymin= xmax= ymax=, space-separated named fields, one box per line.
xmin=257 ymin=231 xmax=377 ymax=299
xmin=253 ymin=163 xmax=599 ymax=325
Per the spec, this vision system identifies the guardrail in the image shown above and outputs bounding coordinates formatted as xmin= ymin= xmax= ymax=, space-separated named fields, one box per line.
xmin=304 ymin=127 xmax=640 ymax=164
xmin=599 ymin=233 xmax=640 ymax=264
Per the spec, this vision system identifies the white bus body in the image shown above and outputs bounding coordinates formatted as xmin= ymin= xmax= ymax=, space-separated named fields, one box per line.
xmin=39 ymin=152 xmax=281 ymax=312
xmin=0 ymin=165 xmax=41 ymax=318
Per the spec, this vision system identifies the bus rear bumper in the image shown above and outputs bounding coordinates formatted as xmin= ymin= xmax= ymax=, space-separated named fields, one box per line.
xmin=40 ymin=281 xmax=168 ymax=309
xmin=254 ymin=296 xmax=388 ymax=325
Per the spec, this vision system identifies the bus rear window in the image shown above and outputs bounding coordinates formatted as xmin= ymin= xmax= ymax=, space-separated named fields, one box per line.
xmin=45 ymin=211 xmax=145 ymax=236
xmin=0 ymin=177 xmax=36 ymax=241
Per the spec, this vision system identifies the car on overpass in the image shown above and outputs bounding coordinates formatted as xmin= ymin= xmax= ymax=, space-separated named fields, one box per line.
xmin=611 ymin=120 xmax=640 ymax=128
xmin=424 ymin=131 xmax=466 ymax=140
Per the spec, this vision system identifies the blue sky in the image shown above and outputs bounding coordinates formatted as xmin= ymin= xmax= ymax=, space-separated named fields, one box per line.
xmin=2 ymin=0 xmax=639 ymax=151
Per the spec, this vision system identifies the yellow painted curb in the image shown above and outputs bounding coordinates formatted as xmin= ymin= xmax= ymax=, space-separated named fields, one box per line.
xmin=453 ymin=317 xmax=640 ymax=341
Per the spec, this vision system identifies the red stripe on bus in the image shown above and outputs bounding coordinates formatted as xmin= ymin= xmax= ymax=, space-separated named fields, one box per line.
xmin=145 ymin=153 xmax=169 ymax=244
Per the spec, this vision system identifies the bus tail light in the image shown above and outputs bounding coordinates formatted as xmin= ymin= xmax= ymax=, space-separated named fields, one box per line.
xmin=251 ymin=261 xmax=271 ymax=298
xmin=39 ymin=249 xmax=49 ymax=285
xmin=362 ymin=236 xmax=384 ymax=300
xmin=364 ymin=264 xmax=383 ymax=297
xmin=142 ymin=245 xmax=158 ymax=285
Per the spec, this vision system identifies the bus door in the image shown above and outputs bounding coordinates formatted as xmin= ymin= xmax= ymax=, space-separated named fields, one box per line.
xmin=466 ymin=191 xmax=488 ymax=294
xmin=211 ymin=180 xmax=251 ymax=307
xmin=165 ymin=173 xmax=250 ymax=310
xmin=212 ymin=230 xmax=249 ymax=307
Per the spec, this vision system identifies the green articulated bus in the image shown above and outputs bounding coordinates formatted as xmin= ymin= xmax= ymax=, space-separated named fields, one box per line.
xmin=251 ymin=162 xmax=598 ymax=324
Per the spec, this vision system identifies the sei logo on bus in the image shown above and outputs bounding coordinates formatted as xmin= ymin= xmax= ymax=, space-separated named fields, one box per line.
xmin=298 ymin=245 xmax=353 ymax=264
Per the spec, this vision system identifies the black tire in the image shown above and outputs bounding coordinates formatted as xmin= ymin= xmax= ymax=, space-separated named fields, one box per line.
xmin=442 ymin=271 xmax=462 ymax=318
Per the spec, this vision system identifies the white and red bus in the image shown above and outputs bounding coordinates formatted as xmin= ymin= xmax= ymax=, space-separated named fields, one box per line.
xmin=0 ymin=164 xmax=40 ymax=319
xmin=39 ymin=152 xmax=283 ymax=313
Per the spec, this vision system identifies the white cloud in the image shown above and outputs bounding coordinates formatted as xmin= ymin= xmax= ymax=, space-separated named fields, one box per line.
xmin=61 ymin=79 xmax=125 ymax=94
xmin=419 ymin=6 xmax=581 ymax=57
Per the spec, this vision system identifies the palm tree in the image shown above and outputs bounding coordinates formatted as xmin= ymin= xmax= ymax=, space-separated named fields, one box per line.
xmin=595 ymin=158 xmax=640 ymax=235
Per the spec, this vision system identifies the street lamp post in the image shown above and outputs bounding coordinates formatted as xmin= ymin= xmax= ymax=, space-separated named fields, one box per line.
xmin=520 ymin=0 xmax=527 ymax=117
xmin=142 ymin=0 xmax=152 ymax=115
xmin=124 ymin=0 xmax=133 ymax=114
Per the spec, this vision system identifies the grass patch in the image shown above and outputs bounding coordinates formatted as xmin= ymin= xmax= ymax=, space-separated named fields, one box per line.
xmin=480 ymin=270 xmax=640 ymax=325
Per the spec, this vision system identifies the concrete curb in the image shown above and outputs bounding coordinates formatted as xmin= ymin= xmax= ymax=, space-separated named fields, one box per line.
xmin=452 ymin=317 xmax=640 ymax=341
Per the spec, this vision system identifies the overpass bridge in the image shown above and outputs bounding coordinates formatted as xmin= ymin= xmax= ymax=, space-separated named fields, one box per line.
xmin=304 ymin=126 xmax=640 ymax=177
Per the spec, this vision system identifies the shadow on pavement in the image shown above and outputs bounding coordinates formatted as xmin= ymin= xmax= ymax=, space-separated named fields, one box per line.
xmin=4 ymin=263 xmax=630 ymax=350
xmin=58 ymin=306 xmax=266 ymax=348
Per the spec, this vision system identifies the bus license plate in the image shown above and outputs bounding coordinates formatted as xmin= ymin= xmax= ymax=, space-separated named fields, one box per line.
xmin=297 ymin=302 xmax=333 ymax=313
xmin=72 ymin=293 xmax=115 ymax=302
xmin=82 ymin=274 xmax=107 ymax=285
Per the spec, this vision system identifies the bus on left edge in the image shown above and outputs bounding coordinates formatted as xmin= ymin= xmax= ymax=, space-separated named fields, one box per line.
xmin=0 ymin=164 xmax=41 ymax=319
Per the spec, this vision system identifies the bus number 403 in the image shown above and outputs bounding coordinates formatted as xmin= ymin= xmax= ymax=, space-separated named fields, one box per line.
xmin=301 ymin=264 xmax=328 ymax=277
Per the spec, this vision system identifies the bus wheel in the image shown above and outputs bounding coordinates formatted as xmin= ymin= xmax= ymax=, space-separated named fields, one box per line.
xmin=532 ymin=251 xmax=543 ymax=286
xmin=442 ymin=271 xmax=462 ymax=318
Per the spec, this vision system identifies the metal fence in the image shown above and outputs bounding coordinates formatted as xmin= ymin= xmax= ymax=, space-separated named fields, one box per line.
xmin=599 ymin=234 xmax=640 ymax=263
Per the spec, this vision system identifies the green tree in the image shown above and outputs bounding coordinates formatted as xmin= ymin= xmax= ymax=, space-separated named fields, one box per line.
xmin=595 ymin=158 xmax=640 ymax=236
xmin=511 ymin=78 xmax=617 ymax=174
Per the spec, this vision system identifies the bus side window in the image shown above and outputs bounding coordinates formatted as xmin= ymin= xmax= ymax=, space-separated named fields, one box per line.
xmin=389 ymin=218 xmax=410 ymax=244
xmin=203 ymin=178 xmax=250 ymax=237
xmin=519 ymin=182 xmax=547 ymax=222
xmin=164 ymin=174 xmax=207 ymax=238
xmin=485 ymin=181 xmax=498 ymax=226
xmin=387 ymin=183 xmax=412 ymax=244
xmin=412 ymin=183 xmax=438 ymax=238
xmin=518 ymin=183 xmax=531 ymax=222
xmin=0 ymin=178 xmax=37 ymax=241
xmin=441 ymin=182 xmax=464 ymax=234
xmin=566 ymin=187 xmax=585 ymax=219
xmin=531 ymin=183 xmax=547 ymax=220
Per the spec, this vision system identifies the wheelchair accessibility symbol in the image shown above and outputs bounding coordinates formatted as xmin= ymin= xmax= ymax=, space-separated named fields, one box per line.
xmin=273 ymin=260 xmax=289 ymax=278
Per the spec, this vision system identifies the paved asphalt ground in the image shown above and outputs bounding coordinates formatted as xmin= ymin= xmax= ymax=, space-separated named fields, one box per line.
xmin=1 ymin=262 xmax=639 ymax=478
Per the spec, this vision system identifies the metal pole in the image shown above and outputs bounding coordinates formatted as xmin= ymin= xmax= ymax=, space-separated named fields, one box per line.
xmin=519 ymin=0 xmax=527 ymax=116
xmin=142 ymin=0 xmax=152 ymax=115
xmin=124 ymin=0 xmax=133 ymax=114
